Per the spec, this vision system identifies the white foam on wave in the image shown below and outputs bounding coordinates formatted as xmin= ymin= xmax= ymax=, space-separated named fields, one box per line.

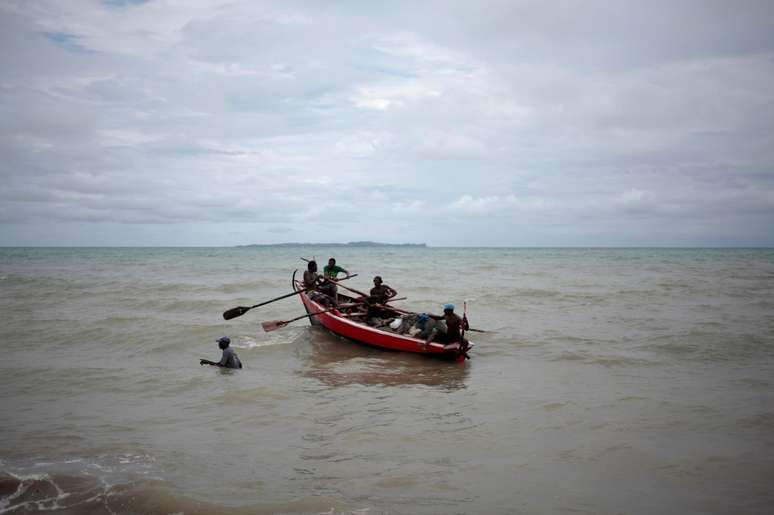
xmin=0 ymin=472 xmax=70 ymax=514
xmin=0 ymin=453 xmax=160 ymax=514
xmin=233 ymin=336 xmax=270 ymax=349
xmin=234 ymin=330 xmax=301 ymax=349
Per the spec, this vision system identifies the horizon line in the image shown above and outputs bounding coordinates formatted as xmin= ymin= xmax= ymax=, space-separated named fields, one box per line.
xmin=1 ymin=245 xmax=773 ymax=249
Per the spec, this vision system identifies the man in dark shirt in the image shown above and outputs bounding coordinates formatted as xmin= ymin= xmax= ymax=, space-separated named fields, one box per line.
xmin=303 ymin=259 xmax=337 ymax=306
xmin=303 ymin=260 xmax=323 ymax=289
xmin=200 ymin=336 xmax=243 ymax=369
xmin=368 ymin=276 xmax=397 ymax=304
xmin=364 ymin=276 xmax=397 ymax=324
xmin=440 ymin=304 xmax=468 ymax=343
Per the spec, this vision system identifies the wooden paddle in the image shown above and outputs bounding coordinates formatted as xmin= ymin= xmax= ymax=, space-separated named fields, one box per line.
xmin=261 ymin=302 xmax=372 ymax=333
xmin=260 ymin=297 xmax=406 ymax=332
xmin=222 ymin=274 xmax=357 ymax=320
xmin=327 ymin=277 xmax=369 ymax=297
xmin=261 ymin=306 xmax=341 ymax=332
xmin=327 ymin=278 xmax=404 ymax=310
xmin=329 ymin=277 xmax=490 ymax=332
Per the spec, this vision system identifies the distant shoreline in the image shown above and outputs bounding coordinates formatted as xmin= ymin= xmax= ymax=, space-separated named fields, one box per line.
xmin=236 ymin=241 xmax=427 ymax=248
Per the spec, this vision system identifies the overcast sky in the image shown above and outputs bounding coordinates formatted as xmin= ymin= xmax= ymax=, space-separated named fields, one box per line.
xmin=1 ymin=0 xmax=773 ymax=246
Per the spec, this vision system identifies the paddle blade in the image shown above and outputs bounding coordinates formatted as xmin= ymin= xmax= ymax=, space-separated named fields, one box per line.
xmin=261 ymin=320 xmax=288 ymax=332
xmin=223 ymin=306 xmax=250 ymax=320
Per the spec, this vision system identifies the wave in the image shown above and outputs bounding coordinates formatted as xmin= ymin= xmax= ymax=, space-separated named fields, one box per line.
xmin=113 ymin=297 xmax=227 ymax=315
xmin=639 ymin=331 xmax=774 ymax=362
xmin=548 ymin=350 xmax=656 ymax=367
xmin=737 ymin=412 xmax=774 ymax=431
xmin=236 ymin=334 xmax=295 ymax=349
xmin=542 ymin=401 xmax=575 ymax=411
xmin=0 ymin=470 xmax=355 ymax=515
xmin=0 ymin=472 xmax=71 ymax=514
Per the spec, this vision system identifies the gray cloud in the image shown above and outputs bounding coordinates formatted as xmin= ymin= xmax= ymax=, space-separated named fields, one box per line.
xmin=1 ymin=0 xmax=773 ymax=246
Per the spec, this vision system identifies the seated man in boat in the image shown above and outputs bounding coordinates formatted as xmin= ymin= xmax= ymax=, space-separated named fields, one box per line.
xmin=200 ymin=336 xmax=243 ymax=369
xmin=302 ymin=260 xmax=322 ymax=288
xmin=303 ymin=260 xmax=337 ymax=306
xmin=368 ymin=276 xmax=397 ymax=304
xmin=364 ymin=276 xmax=397 ymax=325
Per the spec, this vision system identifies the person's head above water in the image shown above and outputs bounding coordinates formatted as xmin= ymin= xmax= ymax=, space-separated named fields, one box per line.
xmin=217 ymin=336 xmax=230 ymax=350
xmin=307 ymin=260 xmax=317 ymax=272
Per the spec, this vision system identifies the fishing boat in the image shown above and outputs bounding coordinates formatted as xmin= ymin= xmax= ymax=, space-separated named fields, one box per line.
xmin=292 ymin=273 xmax=473 ymax=361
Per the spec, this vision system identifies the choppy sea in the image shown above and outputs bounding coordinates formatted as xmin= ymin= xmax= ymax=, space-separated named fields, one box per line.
xmin=1 ymin=247 xmax=773 ymax=514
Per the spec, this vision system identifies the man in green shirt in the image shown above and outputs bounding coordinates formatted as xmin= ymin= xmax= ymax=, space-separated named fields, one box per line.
xmin=321 ymin=258 xmax=350 ymax=305
xmin=323 ymin=258 xmax=350 ymax=280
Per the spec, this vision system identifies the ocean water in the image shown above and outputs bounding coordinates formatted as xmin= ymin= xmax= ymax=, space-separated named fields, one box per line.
xmin=1 ymin=247 xmax=773 ymax=514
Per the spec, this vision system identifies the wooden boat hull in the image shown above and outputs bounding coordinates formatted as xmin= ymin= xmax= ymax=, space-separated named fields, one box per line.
xmin=294 ymin=280 xmax=472 ymax=360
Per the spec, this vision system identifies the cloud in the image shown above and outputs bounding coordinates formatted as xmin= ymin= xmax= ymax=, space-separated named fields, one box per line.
xmin=98 ymin=129 xmax=162 ymax=147
xmin=617 ymin=188 xmax=647 ymax=206
xmin=1 ymin=0 xmax=773 ymax=246
xmin=351 ymin=82 xmax=441 ymax=110
xmin=451 ymin=194 xmax=556 ymax=215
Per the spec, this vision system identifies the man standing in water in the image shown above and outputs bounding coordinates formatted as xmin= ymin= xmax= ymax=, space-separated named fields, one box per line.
xmin=200 ymin=336 xmax=242 ymax=369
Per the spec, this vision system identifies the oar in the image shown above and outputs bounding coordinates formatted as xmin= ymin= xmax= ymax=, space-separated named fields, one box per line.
xmin=327 ymin=277 xmax=370 ymax=298
xmin=222 ymin=274 xmax=358 ymax=320
xmin=330 ymin=278 xmax=489 ymax=332
xmin=330 ymin=278 xmax=491 ymax=331
xmin=260 ymin=296 xmax=406 ymax=332
xmin=261 ymin=306 xmax=341 ymax=332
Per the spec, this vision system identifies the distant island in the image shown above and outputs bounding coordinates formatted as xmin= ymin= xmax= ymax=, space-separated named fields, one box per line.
xmin=238 ymin=241 xmax=426 ymax=248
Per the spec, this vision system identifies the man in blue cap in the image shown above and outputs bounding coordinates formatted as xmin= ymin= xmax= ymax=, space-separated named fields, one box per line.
xmin=200 ymin=336 xmax=243 ymax=369
xmin=441 ymin=303 xmax=468 ymax=344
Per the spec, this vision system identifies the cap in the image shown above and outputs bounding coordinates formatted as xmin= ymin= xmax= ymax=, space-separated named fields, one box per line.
xmin=216 ymin=336 xmax=230 ymax=345
xmin=443 ymin=303 xmax=455 ymax=311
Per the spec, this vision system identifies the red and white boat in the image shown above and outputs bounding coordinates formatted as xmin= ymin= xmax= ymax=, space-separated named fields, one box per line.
xmin=292 ymin=275 xmax=472 ymax=361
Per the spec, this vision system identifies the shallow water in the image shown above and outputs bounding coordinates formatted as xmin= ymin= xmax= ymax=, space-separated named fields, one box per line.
xmin=1 ymin=247 xmax=773 ymax=514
